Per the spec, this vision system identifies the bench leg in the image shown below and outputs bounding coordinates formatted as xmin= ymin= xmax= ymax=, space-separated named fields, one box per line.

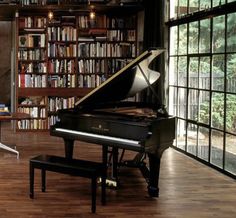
xmin=101 ymin=175 xmax=106 ymax=205
xmin=91 ymin=178 xmax=97 ymax=213
xmin=102 ymin=145 xmax=108 ymax=205
xmin=41 ymin=169 xmax=46 ymax=192
xmin=29 ymin=162 xmax=34 ymax=199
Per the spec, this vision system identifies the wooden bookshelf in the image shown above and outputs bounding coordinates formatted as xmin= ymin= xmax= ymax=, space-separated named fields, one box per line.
xmin=15 ymin=10 xmax=139 ymax=131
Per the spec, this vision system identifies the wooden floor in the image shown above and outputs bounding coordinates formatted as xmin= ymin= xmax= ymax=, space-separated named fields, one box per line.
xmin=1 ymin=122 xmax=236 ymax=218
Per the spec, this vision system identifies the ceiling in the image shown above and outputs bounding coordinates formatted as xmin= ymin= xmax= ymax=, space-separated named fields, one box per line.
xmin=0 ymin=0 xmax=144 ymax=21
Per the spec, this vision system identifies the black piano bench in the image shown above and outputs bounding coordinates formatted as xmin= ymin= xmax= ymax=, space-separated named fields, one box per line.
xmin=29 ymin=154 xmax=106 ymax=213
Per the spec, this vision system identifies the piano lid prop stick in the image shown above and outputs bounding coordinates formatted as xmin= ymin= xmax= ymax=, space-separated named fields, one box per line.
xmin=137 ymin=63 xmax=168 ymax=117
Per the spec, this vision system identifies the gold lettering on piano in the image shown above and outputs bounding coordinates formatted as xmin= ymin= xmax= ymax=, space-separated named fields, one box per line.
xmin=91 ymin=125 xmax=109 ymax=132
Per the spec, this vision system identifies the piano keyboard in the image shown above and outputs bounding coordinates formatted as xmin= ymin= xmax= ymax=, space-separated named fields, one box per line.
xmin=55 ymin=128 xmax=142 ymax=148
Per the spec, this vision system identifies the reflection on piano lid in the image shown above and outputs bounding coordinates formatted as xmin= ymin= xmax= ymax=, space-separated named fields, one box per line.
xmin=75 ymin=48 xmax=165 ymax=109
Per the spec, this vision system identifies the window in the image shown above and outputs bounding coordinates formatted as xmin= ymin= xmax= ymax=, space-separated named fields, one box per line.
xmin=168 ymin=1 xmax=236 ymax=178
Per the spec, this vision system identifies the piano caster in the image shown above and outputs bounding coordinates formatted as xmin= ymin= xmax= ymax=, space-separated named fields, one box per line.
xmin=148 ymin=186 xmax=159 ymax=197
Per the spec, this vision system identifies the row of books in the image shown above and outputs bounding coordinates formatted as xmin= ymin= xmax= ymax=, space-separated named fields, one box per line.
xmin=19 ymin=16 xmax=47 ymax=29
xmin=17 ymin=0 xmax=103 ymax=6
xmin=18 ymin=74 xmax=47 ymax=87
xmin=107 ymin=59 xmax=129 ymax=74
xmin=17 ymin=106 xmax=46 ymax=118
xmin=48 ymin=115 xmax=57 ymax=128
xmin=48 ymin=96 xmax=75 ymax=112
xmin=19 ymin=62 xmax=47 ymax=74
xmin=48 ymin=59 xmax=76 ymax=74
xmin=108 ymin=17 xmax=136 ymax=29
xmin=78 ymin=42 xmax=136 ymax=58
xmin=78 ymin=59 xmax=106 ymax=74
xmin=48 ymin=43 xmax=77 ymax=57
xmin=107 ymin=30 xmax=136 ymax=42
xmin=48 ymin=26 xmax=77 ymax=41
xmin=19 ymin=34 xmax=46 ymax=47
xmin=18 ymin=15 xmax=135 ymax=31
xmin=78 ymin=74 xmax=106 ymax=88
xmin=48 ymin=74 xmax=76 ymax=88
xmin=78 ymin=42 xmax=106 ymax=57
xmin=18 ymin=48 xmax=46 ymax=61
xmin=19 ymin=0 xmax=47 ymax=6
xmin=107 ymin=43 xmax=136 ymax=57
xmin=17 ymin=119 xmax=47 ymax=130
xmin=78 ymin=15 xmax=107 ymax=29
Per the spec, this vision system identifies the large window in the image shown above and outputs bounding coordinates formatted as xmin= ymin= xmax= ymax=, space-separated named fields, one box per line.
xmin=168 ymin=0 xmax=236 ymax=178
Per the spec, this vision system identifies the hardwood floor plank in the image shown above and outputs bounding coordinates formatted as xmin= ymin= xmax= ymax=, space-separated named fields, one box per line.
xmin=0 ymin=123 xmax=236 ymax=217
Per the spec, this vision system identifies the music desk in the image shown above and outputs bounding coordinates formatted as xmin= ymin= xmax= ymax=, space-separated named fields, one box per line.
xmin=0 ymin=113 xmax=30 ymax=159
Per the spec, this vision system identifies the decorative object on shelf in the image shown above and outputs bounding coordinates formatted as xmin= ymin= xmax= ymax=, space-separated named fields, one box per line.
xmin=0 ymin=104 xmax=10 ymax=116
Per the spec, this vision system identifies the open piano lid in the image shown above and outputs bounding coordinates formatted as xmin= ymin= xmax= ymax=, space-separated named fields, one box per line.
xmin=75 ymin=48 xmax=165 ymax=109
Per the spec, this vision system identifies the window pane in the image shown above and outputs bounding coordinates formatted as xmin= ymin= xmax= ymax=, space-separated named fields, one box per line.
xmin=200 ymin=0 xmax=211 ymax=10
xmin=189 ymin=21 xmax=199 ymax=54
xmin=199 ymin=56 xmax=210 ymax=89
xmin=211 ymin=92 xmax=224 ymax=130
xmin=189 ymin=0 xmax=199 ymax=13
xmin=179 ymin=0 xmax=188 ymax=16
xmin=227 ymin=13 xmax=236 ymax=52
xmin=188 ymin=89 xmax=198 ymax=121
xmin=199 ymin=91 xmax=210 ymax=124
xmin=212 ymin=0 xmax=225 ymax=7
xmin=225 ymin=134 xmax=236 ymax=175
xmin=177 ymin=119 xmax=186 ymax=150
xmin=187 ymin=123 xmax=197 ymax=155
xmin=226 ymin=94 xmax=236 ymax=134
xmin=211 ymin=130 xmax=223 ymax=168
xmin=169 ymin=86 xmax=177 ymax=116
xmin=212 ymin=54 xmax=225 ymax=91
xmin=179 ymin=24 xmax=187 ymax=55
xmin=200 ymin=19 xmax=211 ymax=53
xmin=170 ymin=26 xmax=178 ymax=55
xmin=198 ymin=127 xmax=209 ymax=161
xmin=189 ymin=57 xmax=198 ymax=88
xmin=212 ymin=15 xmax=225 ymax=53
xmin=226 ymin=54 xmax=236 ymax=92
xmin=178 ymin=56 xmax=187 ymax=86
xmin=169 ymin=57 xmax=177 ymax=85
xmin=169 ymin=0 xmax=178 ymax=19
xmin=178 ymin=87 xmax=187 ymax=118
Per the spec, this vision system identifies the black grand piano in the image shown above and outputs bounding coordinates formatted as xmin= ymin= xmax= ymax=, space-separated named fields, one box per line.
xmin=50 ymin=48 xmax=176 ymax=197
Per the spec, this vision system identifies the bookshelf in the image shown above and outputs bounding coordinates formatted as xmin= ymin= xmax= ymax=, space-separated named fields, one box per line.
xmin=15 ymin=11 xmax=139 ymax=131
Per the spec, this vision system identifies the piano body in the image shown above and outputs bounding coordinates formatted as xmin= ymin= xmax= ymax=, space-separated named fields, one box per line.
xmin=50 ymin=48 xmax=176 ymax=197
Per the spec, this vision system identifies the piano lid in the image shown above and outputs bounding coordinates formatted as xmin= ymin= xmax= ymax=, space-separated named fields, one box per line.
xmin=75 ymin=48 xmax=165 ymax=108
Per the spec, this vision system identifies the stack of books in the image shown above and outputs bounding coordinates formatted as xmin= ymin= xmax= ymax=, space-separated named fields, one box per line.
xmin=0 ymin=104 xmax=11 ymax=116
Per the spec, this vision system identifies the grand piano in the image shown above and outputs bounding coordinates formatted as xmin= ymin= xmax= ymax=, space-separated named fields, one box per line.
xmin=50 ymin=48 xmax=176 ymax=197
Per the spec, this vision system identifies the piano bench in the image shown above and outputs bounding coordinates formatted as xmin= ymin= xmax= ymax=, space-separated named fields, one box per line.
xmin=29 ymin=154 xmax=106 ymax=213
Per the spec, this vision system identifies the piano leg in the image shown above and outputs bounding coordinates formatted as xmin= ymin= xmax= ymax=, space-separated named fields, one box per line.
xmin=111 ymin=147 xmax=119 ymax=183
xmin=147 ymin=153 xmax=160 ymax=197
xmin=63 ymin=138 xmax=74 ymax=159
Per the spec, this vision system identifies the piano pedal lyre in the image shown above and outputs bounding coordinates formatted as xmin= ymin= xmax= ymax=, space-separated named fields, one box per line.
xmin=98 ymin=147 xmax=125 ymax=189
